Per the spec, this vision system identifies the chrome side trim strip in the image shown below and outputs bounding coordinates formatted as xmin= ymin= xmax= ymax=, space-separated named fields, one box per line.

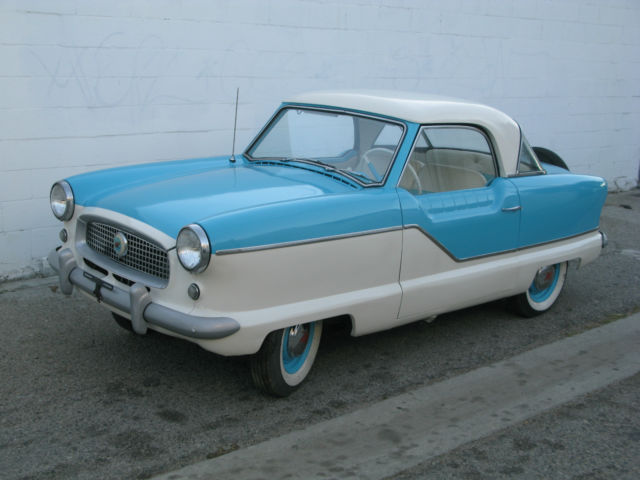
xmin=215 ymin=226 xmax=403 ymax=256
xmin=404 ymin=225 xmax=601 ymax=263
xmin=214 ymin=223 xmax=600 ymax=260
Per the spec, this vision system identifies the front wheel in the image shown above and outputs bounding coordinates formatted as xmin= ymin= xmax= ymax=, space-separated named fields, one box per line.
xmin=511 ymin=262 xmax=568 ymax=317
xmin=250 ymin=321 xmax=322 ymax=397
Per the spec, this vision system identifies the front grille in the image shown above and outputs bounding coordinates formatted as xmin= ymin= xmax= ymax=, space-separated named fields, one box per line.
xmin=85 ymin=222 xmax=169 ymax=280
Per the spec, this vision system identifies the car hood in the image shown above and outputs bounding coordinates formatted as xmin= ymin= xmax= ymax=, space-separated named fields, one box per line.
xmin=68 ymin=156 xmax=358 ymax=238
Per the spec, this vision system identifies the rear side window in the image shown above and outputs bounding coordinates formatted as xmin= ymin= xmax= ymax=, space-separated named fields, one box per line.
xmin=423 ymin=127 xmax=491 ymax=153
xmin=399 ymin=126 xmax=496 ymax=194
xmin=517 ymin=135 xmax=543 ymax=174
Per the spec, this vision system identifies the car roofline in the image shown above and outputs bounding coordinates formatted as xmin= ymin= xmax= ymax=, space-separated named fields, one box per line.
xmin=286 ymin=90 xmax=521 ymax=176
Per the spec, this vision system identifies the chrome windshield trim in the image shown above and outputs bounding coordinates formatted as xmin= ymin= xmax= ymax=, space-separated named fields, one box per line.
xmin=215 ymin=226 xmax=402 ymax=255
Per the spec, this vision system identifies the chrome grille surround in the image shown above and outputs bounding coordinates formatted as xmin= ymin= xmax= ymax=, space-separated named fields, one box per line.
xmin=85 ymin=221 xmax=169 ymax=281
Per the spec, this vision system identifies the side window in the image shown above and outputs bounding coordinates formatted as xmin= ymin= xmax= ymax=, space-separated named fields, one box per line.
xmin=399 ymin=126 xmax=496 ymax=194
xmin=517 ymin=135 xmax=543 ymax=174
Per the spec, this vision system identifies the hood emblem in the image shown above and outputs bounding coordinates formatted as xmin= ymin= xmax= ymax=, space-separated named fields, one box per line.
xmin=113 ymin=231 xmax=128 ymax=258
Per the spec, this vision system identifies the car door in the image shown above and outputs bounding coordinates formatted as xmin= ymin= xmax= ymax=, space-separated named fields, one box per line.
xmin=396 ymin=125 xmax=521 ymax=319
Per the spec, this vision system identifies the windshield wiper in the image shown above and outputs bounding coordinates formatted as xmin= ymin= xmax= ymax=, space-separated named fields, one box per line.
xmin=283 ymin=157 xmax=328 ymax=168
xmin=339 ymin=169 xmax=372 ymax=183
xmin=285 ymin=158 xmax=376 ymax=185
xmin=254 ymin=157 xmax=368 ymax=186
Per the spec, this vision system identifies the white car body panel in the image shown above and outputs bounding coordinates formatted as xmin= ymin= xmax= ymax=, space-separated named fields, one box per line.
xmin=398 ymin=228 xmax=603 ymax=321
xmin=73 ymin=215 xmax=601 ymax=357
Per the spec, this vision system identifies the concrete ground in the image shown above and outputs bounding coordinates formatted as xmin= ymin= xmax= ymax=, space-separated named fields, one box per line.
xmin=1 ymin=188 xmax=639 ymax=479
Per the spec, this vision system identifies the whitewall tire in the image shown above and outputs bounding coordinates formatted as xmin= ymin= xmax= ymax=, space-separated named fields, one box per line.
xmin=512 ymin=262 xmax=568 ymax=317
xmin=250 ymin=321 xmax=323 ymax=397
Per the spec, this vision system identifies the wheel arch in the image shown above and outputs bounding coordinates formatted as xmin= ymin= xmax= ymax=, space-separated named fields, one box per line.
xmin=532 ymin=146 xmax=569 ymax=171
xmin=250 ymin=314 xmax=353 ymax=352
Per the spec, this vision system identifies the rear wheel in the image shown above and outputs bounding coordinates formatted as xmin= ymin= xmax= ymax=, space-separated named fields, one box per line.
xmin=512 ymin=262 xmax=568 ymax=317
xmin=250 ymin=321 xmax=322 ymax=397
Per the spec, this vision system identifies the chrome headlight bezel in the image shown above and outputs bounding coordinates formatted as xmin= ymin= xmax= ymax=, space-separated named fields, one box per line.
xmin=176 ymin=224 xmax=211 ymax=273
xmin=50 ymin=180 xmax=75 ymax=221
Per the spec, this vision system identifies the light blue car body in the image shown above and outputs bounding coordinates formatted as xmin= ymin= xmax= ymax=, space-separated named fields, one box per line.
xmin=65 ymin=103 xmax=607 ymax=261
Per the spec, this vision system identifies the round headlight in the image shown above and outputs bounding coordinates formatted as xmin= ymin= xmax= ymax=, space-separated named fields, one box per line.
xmin=50 ymin=181 xmax=74 ymax=221
xmin=176 ymin=224 xmax=211 ymax=273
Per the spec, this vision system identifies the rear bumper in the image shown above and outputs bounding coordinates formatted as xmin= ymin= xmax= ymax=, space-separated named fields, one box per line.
xmin=48 ymin=247 xmax=240 ymax=340
xmin=600 ymin=230 xmax=608 ymax=248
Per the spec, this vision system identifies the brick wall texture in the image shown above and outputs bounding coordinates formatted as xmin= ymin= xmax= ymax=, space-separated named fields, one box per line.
xmin=1 ymin=0 xmax=639 ymax=279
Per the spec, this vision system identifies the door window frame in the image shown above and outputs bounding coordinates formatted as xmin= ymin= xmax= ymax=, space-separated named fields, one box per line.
xmin=397 ymin=124 xmax=501 ymax=194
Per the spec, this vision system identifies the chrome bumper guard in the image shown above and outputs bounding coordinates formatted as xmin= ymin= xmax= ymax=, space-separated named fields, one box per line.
xmin=48 ymin=248 xmax=240 ymax=340
xmin=600 ymin=230 xmax=608 ymax=248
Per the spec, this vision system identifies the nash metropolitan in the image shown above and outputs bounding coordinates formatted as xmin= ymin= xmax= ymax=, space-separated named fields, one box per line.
xmin=48 ymin=91 xmax=607 ymax=396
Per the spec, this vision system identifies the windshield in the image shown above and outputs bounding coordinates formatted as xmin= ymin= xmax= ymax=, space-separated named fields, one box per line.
xmin=246 ymin=107 xmax=404 ymax=184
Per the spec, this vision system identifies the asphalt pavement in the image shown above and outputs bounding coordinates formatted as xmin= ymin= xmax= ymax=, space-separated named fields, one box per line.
xmin=1 ymin=189 xmax=639 ymax=479
xmin=151 ymin=312 xmax=640 ymax=480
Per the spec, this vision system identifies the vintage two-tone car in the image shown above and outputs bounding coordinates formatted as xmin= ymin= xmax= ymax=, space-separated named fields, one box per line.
xmin=48 ymin=91 xmax=607 ymax=396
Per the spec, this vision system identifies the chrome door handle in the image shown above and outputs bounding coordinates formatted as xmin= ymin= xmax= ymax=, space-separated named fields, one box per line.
xmin=502 ymin=205 xmax=522 ymax=212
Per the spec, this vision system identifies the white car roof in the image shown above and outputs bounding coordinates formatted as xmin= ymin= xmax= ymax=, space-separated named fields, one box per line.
xmin=287 ymin=90 xmax=521 ymax=176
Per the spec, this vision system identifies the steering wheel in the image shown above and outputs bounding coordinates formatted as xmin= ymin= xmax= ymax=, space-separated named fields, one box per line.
xmin=361 ymin=147 xmax=394 ymax=182
xmin=405 ymin=162 xmax=422 ymax=195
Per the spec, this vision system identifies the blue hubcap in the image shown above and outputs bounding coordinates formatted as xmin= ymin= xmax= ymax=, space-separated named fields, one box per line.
xmin=529 ymin=264 xmax=560 ymax=303
xmin=282 ymin=323 xmax=314 ymax=374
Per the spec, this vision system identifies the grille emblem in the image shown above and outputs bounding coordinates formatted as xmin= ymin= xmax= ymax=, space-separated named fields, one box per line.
xmin=113 ymin=231 xmax=128 ymax=258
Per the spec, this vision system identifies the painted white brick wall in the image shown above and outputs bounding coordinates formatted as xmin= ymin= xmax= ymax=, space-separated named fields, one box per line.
xmin=1 ymin=0 xmax=639 ymax=280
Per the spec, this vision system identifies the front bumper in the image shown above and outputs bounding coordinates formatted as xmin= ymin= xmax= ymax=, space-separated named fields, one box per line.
xmin=48 ymin=247 xmax=240 ymax=340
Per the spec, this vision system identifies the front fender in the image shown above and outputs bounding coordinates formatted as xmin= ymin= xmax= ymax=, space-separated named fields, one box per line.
xmin=201 ymin=189 xmax=403 ymax=254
